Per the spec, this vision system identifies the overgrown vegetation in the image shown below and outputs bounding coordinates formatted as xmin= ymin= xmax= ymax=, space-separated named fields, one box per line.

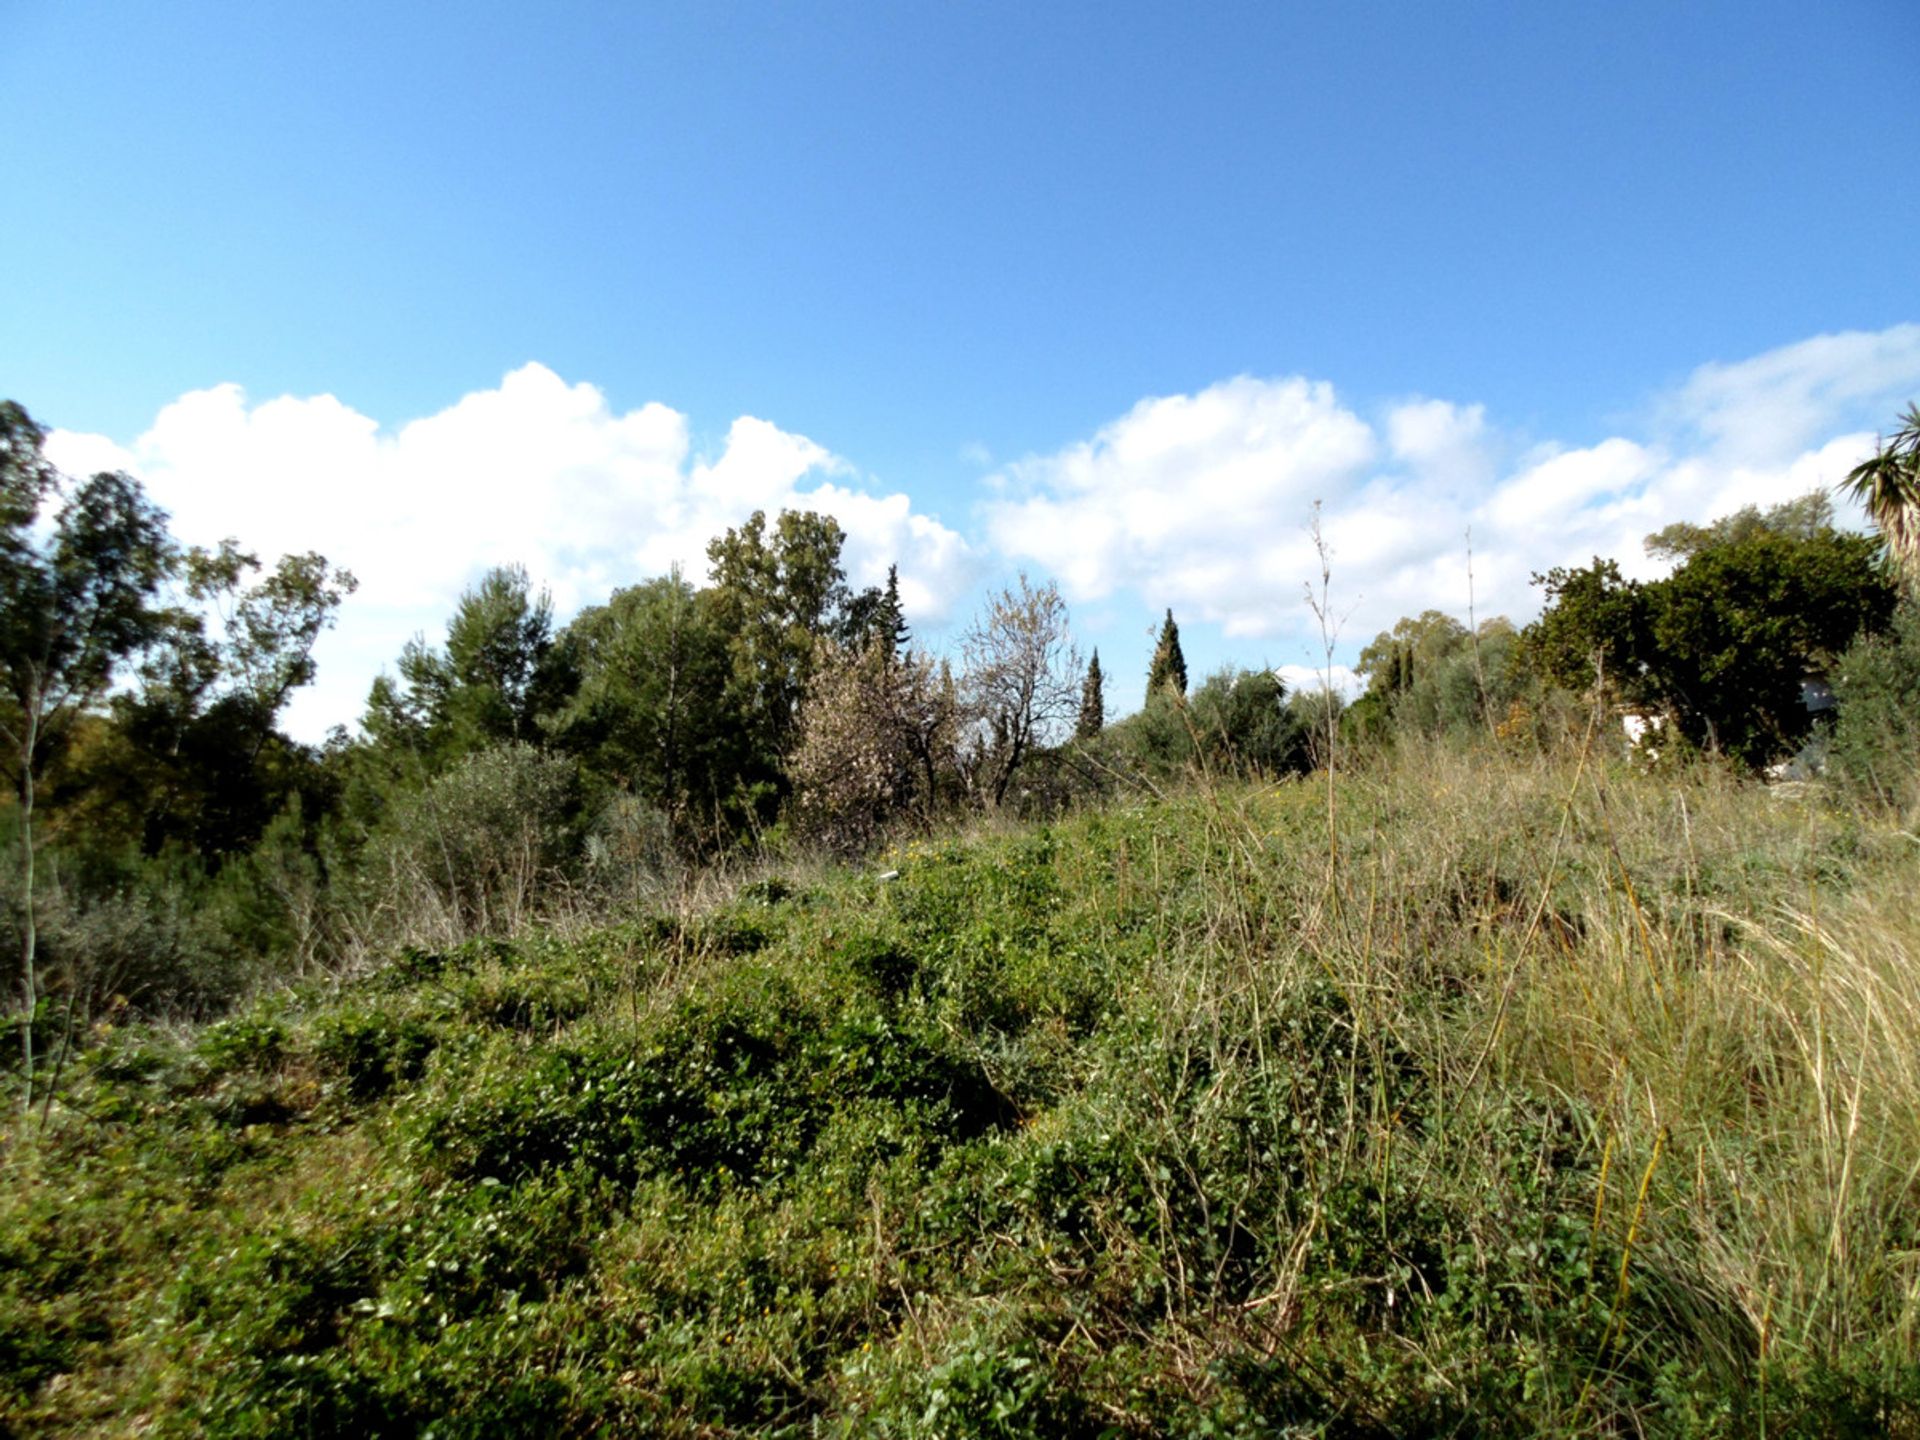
xmin=6 ymin=746 xmax=1920 ymax=1434
xmin=5 ymin=396 xmax=1920 ymax=1433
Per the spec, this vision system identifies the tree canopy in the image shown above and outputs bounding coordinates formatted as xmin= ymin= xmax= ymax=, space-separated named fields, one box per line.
xmin=1524 ymin=495 xmax=1894 ymax=765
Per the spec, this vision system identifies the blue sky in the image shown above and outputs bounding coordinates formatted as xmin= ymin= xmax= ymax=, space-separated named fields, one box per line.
xmin=4 ymin=0 xmax=1918 ymax=738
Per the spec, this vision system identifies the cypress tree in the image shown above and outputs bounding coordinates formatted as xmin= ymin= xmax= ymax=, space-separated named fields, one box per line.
xmin=1147 ymin=609 xmax=1187 ymax=701
xmin=1076 ymin=649 xmax=1105 ymax=739
xmin=879 ymin=564 xmax=910 ymax=660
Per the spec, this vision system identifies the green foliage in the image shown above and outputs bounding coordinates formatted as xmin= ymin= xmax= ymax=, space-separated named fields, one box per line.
xmin=1111 ymin=667 xmax=1307 ymax=781
xmin=1828 ymin=598 xmax=1920 ymax=814
xmin=0 ymin=402 xmax=174 ymax=1087
xmin=366 ymin=565 xmax=572 ymax=762
xmin=1524 ymin=499 xmax=1896 ymax=766
xmin=1186 ymin=667 xmax=1305 ymax=774
xmin=841 ymin=562 xmax=911 ymax=662
xmin=1356 ymin=609 xmax=1520 ymax=744
xmin=309 ymin=1008 xmax=437 ymax=1102
xmin=1147 ymin=607 xmax=1187 ymax=701
xmin=351 ymin=742 xmax=578 ymax=947
xmin=1648 ymin=524 xmax=1890 ymax=766
xmin=1645 ymin=490 xmax=1837 ymax=561
xmin=1074 ymin=649 xmax=1103 ymax=740
xmin=1523 ymin=556 xmax=1651 ymax=701
xmin=706 ymin=508 xmax=853 ymax=781
xmin=554 ymin=569 xmax=734 ymax=842
xmin=6 ymin=760 xmax=1920 ymax=1433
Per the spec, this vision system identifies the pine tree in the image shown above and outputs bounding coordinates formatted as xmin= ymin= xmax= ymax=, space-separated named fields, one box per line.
xmin=1147 ymin=609 xmax=1187 ymax=701
xmin=1076 ymin=649 xmax=1105 ymax=739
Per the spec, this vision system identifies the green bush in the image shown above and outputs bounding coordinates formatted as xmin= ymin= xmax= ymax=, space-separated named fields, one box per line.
xmin=308 ymin=1009 xmax=438 ymax=1102
xmin=1829 ymin=599 xmax=1920 ymax=814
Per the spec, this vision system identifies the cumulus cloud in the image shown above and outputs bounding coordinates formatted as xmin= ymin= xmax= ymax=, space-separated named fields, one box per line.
xmin=46 ymin=364 xmax=974 ymax=740
xmin=987 ymin=325 xmax=1920 ymax=667
xmin=1274 ymin=663 xmax=1363 ymax=700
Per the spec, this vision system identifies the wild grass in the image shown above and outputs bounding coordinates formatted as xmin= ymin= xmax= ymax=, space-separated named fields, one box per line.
xmin=3 ymin=742 xmax=1917 ymax=1435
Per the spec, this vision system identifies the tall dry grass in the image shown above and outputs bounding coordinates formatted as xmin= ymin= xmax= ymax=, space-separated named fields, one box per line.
xmin=1177 ymin=736 xmax=1920 ymax=1414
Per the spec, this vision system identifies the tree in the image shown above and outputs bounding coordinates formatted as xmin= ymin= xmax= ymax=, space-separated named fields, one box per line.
xmin=1354 ymin=610 xmax=1518 ymax=742
xmin=1147 ymin=608 xmax=1187 ymax=702
xmin=0 ymin=402 xmax=172 ymax=1100
xmin=839 ymin=563 xmax=910 ymax=662
xmin=1647 ymin=525 xmax=1890 ymax=765
xmin=1524 ymin=502 xmax=1895 ymax=765
xmin=706 ymin=510 xmax=851 ymax=772
xmin=1190 ymin=668 xmax=1306 ymax=775
xmin=554 ymin=569 xmax=733 ymax=840
xmin=1522 ymin=558 xmax=1653 ymax=703
xmin=1356 ymin=610 xmax=1470 ymax=702
xmin=367 ymin=564 xmax=570 ymax=763
xmin=962 ymin=575 xmax=1079 ymax=807
xmin=77 ymin=540 xmax=357 ymax=859
xmin=1645 ymin=492 xmax=1835 ymax=563
xmin=181 ymin=542 xmax=358 ymax=754
xmin=1827 ymin=599 xmax=1920 ymax=814
xmin=1840 ymin=402 xmax=1920 ymax=596
xmin=1076 ymin=650 xmax=1105 ymax=740
xmin=791 ymin=637 xmax=960 ymax=851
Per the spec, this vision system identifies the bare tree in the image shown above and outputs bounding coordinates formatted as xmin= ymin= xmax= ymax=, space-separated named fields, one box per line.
xmin=961 ymin=574 xmax=1080 ymax=807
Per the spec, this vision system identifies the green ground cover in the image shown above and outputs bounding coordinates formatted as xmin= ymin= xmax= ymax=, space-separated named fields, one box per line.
xmin=4 ymin=747 xmax=1917 ymax=1436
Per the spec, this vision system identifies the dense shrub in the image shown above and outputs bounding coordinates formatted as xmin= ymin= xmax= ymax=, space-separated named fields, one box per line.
xmin=349 ymin=742 xmax=578 ymax=948
xmin=1829 ymin=599 xmax=1920 ymax=814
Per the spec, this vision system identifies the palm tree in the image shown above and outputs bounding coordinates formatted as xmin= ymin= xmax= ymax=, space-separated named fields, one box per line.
xmin=1842 ymin=403 xmax=1920 ymax=596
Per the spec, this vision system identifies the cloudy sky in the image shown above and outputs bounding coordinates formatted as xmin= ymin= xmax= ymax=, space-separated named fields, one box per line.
xmin=5 ymin=1 xmax=1917 ymax=739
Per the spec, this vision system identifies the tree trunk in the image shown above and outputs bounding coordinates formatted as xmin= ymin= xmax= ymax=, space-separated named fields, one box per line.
xmin=17 ymin=704 xmax=39 ymax=1111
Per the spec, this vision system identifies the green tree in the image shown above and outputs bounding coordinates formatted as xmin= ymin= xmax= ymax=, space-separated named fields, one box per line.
xmin=1828 ymin=598 xmax=1920 ymax=814
xmin=1075 ymin=649 xmax=1105 ymax=740
xmin=1644 ymin=492 xmax=1835 ymax=563
xmin=1522 ymin=558 xmax=1653 ymax=703
xmin=1356 ymin=610 xmax=1469 ymax=702
xmin=0 ymin=402 xmax=172 ymax=1099
xmin=839 ymin=563 xmax=910 ymax=662
xmin=1355 ymin=610 xmax=1518 ymax=742
xmin=79 ymin=540 xmax=356 ymax=858
xmin=1839 ymin=402 xmax=1920 ymax=596
xmin=705 ymin=509 xmax=851 ymax=785
xmin=555 ymin=569 xmax=734 ymax=840
xmin=1189 ymin=667 xmax=1306 ymax=776
xmin=1147 ymin=608 xmax=1187 ymax=702
xmin=367 ymin=565 xmax=571 ymax=763
xmin=1647 ymin=525 xmax=1890 ymax=765
xmin=1524 ymin=500 xmax=1896 ymax=765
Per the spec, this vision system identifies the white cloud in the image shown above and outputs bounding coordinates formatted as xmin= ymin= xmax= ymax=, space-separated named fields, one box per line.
xmin=46 ymin=364 xmax=974 ymax=741
xmin=987 ymin=326 xmax=1920 ymax=668
xmin=1274 ymin=663 xmax=1363 ymax=700
xmin=1386 ymin=398 xmax=1492 ymax=495
xmin=984 ymin=376 xmax=1376 ymax=613
xmin=1662 ymin=323 xmax=1920 ymax=465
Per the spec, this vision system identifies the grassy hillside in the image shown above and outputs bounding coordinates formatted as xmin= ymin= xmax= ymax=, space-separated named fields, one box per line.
xmin=4 ymin=746 xmax=1918 ymax=1436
